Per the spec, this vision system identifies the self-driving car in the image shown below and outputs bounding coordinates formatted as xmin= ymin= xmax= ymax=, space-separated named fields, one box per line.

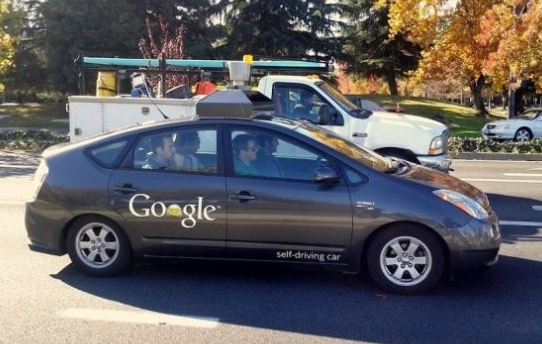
xmin=482 ymin=108 xmax=542 ymax=142
xmin=26 ymin=115 xmax=501 ymax=294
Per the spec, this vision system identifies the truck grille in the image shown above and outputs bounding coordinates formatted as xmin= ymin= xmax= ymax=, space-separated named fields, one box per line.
xmin=442 ymin=129 xmax=448 ymax=154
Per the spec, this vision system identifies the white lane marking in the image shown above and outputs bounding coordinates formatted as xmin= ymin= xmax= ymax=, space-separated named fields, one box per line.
xmin=462 ymin=178 xmax=542 ymax=183
xmin=59 ymin=308 xmax=220 ymax=328
xmin=500 ymin=221 xmax=542 ymax=227
xmin=503 ymin=173 xmax=542 ymax=177
xmin=533 ymin=206 xmax=542 ymax=211
xmin=0 ymin=164 xmax=37 ymax=169
xmin=527 ymin=167 xmax=542 ymax=171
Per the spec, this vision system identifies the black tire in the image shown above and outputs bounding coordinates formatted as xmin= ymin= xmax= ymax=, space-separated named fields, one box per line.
xmin=66 ymin=215 xmax=131 ymax=277
xmin=366 ymin=225 xmax=445 ymax=294
xmin=514 ymin=128 xmax=532 ymax=142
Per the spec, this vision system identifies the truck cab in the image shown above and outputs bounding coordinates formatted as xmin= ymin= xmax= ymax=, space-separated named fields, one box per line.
xmin=258 ymin=75 xmax=451 ymax=172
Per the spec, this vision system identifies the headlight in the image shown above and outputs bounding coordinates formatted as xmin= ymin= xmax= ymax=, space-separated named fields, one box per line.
xmin=429 ymin=135 xmax=443 ymax=155
xmin=433 ymin=189 xmax=488 ymax=220
xmin=30 ymin=160 xmax=48 ymax=202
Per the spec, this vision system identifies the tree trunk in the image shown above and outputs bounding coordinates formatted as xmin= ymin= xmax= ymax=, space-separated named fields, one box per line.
xmin=469 ymin=74 xmax=488 ymax=117
xmin=385 ymin=71 xmax=399 ymax=96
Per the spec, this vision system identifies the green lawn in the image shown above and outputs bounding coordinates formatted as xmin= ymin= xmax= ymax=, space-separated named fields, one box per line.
xmin=0 ymin=96 xmax=507 ymax=138
xmin=0 ymin=102 xmax=68 ymax=128
xmin=359 ymin=95 xmax=506 ymax=138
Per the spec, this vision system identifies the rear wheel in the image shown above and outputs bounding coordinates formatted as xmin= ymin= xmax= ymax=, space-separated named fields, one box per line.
xmin=514 ymin=128 xmax=532 ymax=142
xmin=366 ymin=225 xmax=445 ymax=294
xmin=66 ymin=216 xmax=131 ymax=276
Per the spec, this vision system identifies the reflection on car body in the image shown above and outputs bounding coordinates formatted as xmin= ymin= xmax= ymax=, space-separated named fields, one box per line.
xmin=26 ymin=116 xmax=501 ymax=294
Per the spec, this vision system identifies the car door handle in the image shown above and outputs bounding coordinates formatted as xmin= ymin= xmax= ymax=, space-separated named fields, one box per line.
xmin=113 ymin=184 xmax=139 ymax=194
xmin=230 ymin=193 xmax=256 ymax=201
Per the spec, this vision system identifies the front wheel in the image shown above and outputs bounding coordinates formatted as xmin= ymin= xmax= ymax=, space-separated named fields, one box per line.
xmin=366 ymin=225 xmax=445 ymax=294
xmin=66 ymin=216 xmax=131 ymax=276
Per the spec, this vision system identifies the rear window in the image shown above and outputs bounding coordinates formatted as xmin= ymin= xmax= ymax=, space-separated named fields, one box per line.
xmin=88 ymin=140 xmax=128 ymax=167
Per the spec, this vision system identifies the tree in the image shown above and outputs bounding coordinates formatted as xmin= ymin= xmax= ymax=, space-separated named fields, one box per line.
xmin=2 ymin=0 xmax=48 ymax=95
xmin=340 ymin=0 xmax=421 ymax=95
xmin=0 ymin=1 xmax=16 ymax=93
xmin=223 ymin=0 xmax=340 ymax=59
xmin=39 ymin=0 xmax=145 ymax=93
xmin=380 ymin=0 xmax=503 ymax=116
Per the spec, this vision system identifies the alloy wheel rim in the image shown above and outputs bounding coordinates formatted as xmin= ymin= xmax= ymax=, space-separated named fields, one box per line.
xmin=516 ymin=130 xmax=530 ymax=142
xmin=379 ymin=236 xmax=432 ymax=287
xmin=75 ymin=222 xmax=119 ymax=269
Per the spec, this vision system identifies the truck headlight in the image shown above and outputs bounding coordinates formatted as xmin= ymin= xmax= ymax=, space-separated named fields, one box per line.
xmin=433 ymin=189 xmax=488 ymax=220
xmin=428 ymin=135 xmax=443 ymax=155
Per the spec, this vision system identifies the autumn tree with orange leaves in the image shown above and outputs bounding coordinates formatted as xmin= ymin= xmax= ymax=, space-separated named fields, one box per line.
xmin=379 ymin=0 xmax=504 ymax=116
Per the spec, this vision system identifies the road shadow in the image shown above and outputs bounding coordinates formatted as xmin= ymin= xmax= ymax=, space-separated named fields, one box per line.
xmin=487 ymin=193 xmax=542 ymax=243
xmin=0 ymin=150 xmax=40 ymax=177
xmin=53 ymin=255 xmax=542 ymax=344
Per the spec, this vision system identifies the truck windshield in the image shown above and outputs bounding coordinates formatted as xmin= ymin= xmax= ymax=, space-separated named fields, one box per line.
xmin=316 ymin=81 xmax=372 ymax=118
xmin=293 ymin=121 xmax=389 ymax=172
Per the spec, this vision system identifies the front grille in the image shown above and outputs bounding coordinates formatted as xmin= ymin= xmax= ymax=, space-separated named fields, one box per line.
xmin=442 ymin=129 xmax=449 ymax=154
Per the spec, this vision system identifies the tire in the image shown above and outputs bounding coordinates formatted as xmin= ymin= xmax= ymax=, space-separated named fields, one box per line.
xmin=514 ymin=128 xmax=532 ymax=142
xmin=366 ymin=225 xmax=445 ymax=294
xmin=66 ymin=215 xmax=131 ymax=277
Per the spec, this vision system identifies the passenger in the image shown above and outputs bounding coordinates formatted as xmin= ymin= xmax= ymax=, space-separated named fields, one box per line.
xmin=254 ymin=134 xmax=283 ymax=178
xmin=292 ymin=91 xmax=315 ymax=122
xmin=143 ymin=135 xmax=177 ymax=170
xmin=174 ymin=131 xmax=204 ymax=171
xmin=232 ymin=134 xmax=260 ymax=176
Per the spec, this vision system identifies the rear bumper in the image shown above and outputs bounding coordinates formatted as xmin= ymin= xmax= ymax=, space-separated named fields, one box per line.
xmin=417 ymin=154 xmax=452 ymax=173
xmin=25 ymin=200 xmax=72 ymax=256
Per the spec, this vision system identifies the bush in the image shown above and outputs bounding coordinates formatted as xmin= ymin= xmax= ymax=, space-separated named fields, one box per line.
xmin=449 ymin=137 xmax=542 ymax=153
xmin=0 ymin=130 xmax=68 ymax=151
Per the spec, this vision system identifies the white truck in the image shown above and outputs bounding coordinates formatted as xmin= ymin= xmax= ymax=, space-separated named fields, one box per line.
xmin=68 ymin=58 xmax=451 ymax=172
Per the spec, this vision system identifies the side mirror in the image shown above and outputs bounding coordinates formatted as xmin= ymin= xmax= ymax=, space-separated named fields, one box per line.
xmin=314 ymin=166 xmax=340 ymax=184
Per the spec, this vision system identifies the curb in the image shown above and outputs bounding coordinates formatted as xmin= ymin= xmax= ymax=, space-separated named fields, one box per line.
xmin=452 ymin=152 xmax=542 ymax=161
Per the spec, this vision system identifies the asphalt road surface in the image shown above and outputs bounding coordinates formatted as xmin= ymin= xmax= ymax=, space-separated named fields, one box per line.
xmin=1 ymin=154 xmax=541 ymax=344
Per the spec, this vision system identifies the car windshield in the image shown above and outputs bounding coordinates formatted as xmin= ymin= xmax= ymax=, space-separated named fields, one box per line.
xmin=290 ymin=120 xmax=389 ymax=171
xmin=519 ymin=111 xmax=542 ymax=120
xmin=316 ymin=81 xmax=372 ymax=118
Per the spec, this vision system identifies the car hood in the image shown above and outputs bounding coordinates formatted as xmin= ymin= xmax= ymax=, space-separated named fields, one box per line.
xmin=486 ymin=119 xmax=528 ymax=126
xmin=370 ymin=111 xmax=446 ymax=136
xmin=400 ymin=164 xmax=490 ymax=210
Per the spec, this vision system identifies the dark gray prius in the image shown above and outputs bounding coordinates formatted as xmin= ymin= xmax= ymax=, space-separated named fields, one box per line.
xmin=25 ymin=117 xmax=501 ymax=294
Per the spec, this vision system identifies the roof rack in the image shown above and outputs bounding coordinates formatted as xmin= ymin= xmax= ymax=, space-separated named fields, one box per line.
xmin=75 ymin=55 xmax=329 ymax=97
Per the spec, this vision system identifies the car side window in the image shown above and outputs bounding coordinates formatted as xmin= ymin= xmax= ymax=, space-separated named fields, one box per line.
xmin=230 ymin=128 xmax=332 ymax=181
xmin=273 ymin=84 xmax=342 ymax=126
xmin=88 ymin=140 xmax=129 ymax=168
xmin=132 ymin=128 xmax=218 ymax=173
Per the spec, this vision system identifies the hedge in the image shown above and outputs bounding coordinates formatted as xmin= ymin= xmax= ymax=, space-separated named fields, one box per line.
xmin=1 ymin=129 xmax=542 ymax=154
xmin=0 ymin=130 xmax=69 ymax=151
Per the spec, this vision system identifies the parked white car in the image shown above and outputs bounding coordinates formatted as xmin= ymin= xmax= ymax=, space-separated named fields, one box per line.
xmin=482 ymin=108 xmax=542 ymax=142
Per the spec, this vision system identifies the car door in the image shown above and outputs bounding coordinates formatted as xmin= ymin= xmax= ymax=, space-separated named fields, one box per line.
xmin=224 ymin=125 xmax=354 ymax=266
xmin=533 ymin=111 xmax=542 ymax=138
xmin=108 ymin=125 xmax=227 ymax=258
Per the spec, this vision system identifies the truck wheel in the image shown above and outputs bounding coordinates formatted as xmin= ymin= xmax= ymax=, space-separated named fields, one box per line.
xmin=366 ymin=225 xmax=445 ymax=294
xmin=66 ymin=216 xmax=131 ymax=276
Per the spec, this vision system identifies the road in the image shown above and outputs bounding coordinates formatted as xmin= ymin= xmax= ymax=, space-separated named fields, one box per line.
xmin=1 ymin=154 xmax=542 ymax=344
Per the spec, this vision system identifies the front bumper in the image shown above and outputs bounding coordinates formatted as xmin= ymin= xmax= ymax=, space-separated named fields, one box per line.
xmin=481 ymin=127 xmax=514 ymax=140
xmin=448 ymin=213 xmax=502 ymax=271
xmin=417 ymin=154 xmax=452 ymax=173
